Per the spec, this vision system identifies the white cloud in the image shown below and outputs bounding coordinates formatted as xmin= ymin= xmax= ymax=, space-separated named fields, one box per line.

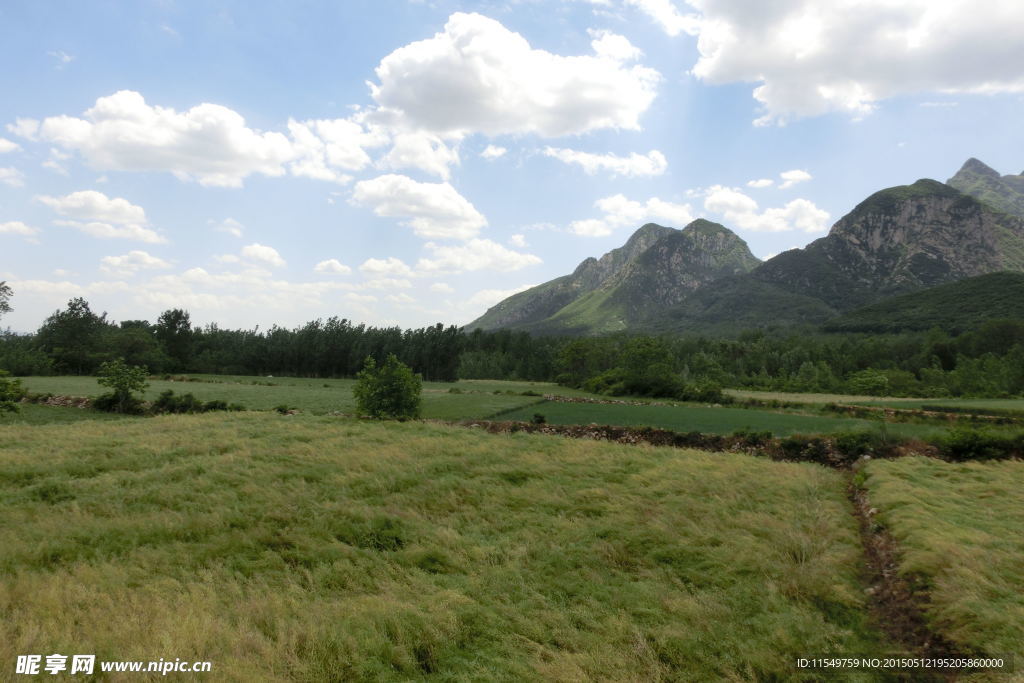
xmin=55 ymin=220 xmax=166 ymax=244
xmin=351 ymin=173 xmax=486 ymax=240
xmin=359 ymin=256 xmax=414 ymax=278
xmin=100 ymin=250 xmax=172 ymax=276
xmin=362 ymin=278 xmax=412 ymax=290
xmin=569 ymin=193 xmax=694 ymax=237
xmin=387 ymin=293 xmax=416 ymax=304
xmin=37 ymin=190 xmax=146 ymax=224
xmin=7 ymin=118 xmax=40 ymax=140
xmin=747 ymin=178 xmax=774 ymax=188
xmin=779 ymin=169 xmax=812 ymax=189
xmin=34 ymin=90 xmax=296 ymax=187
xmin=286 ymin=117 xmax=387 ymax=184
xmin=625 ymin=0 xmax=700 ymax=36
xmin=703 ymin=185 xmax=829 ymax=233
xmin=480 ymin=145 xmax=507 ymax=160
xmin=430 ymin=282 xmax=455 ymax=293
xmin=0 ymin=167 xmax=24 ymax=187
xmin=543 ymin=147 xmax=667 ymax=177
xmin=466 ymin=283 xmax=536 ymax=310
xmin=240 ymin=243 xmax=286 ymax=268
xmin=677 ymin=0 xmax=1024 ymax=125
xmin=369 ymin=12 xmax=660 ymax=137
xmin=379 ymin=131 xmax=459 ymax=179
xmin=0 ymin=221 xmax=38 ymax=236
xmin=211 ymin=217 xmax=245 ymax=238
xmin=415 ymin=238 xmax=541 ymax=274
xmin=0 ymin=138 xmax=20 ymax=154
xmin=508 ymin=233 xmax=527 ymax=248
xmin=47 ymin=50 xmax=75 ymax=67
xmin=314 ymin=258 xmax=352 ymax=275
xmin=588 ymin=29 xmax=643 ymax=62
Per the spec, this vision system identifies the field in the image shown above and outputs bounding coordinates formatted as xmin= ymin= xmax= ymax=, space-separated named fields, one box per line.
xmin=863 ymin=458 xmax=1024 ymax=664
xmin=500 ymin=400 xmax=950 ymax=439
xmin=1 ymin=414 xmax=880 ymax=681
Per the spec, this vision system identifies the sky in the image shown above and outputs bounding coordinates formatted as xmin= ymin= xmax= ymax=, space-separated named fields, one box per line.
xmin=1 ymin=0 xmax=1023 ymax=333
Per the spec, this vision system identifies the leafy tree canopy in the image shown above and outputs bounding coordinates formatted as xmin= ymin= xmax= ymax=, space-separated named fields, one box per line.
xmin=353 ymin=354 xmax=422 ymax=420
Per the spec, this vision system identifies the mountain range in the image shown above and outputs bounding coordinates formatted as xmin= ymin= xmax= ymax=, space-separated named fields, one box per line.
xmin=468 ymin=158 xmax=1024 ymax=336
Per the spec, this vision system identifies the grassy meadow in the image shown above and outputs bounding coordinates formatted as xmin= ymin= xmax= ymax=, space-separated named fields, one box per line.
xmin=0 ymin=414 xmax=883 ymax=681
xmin=863 ymin=458 xmax=1024 ymax=664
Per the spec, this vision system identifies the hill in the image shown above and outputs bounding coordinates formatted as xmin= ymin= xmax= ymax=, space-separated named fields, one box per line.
xmin=823 ymin=271 xmax=1024 ymax=333
xmin=948 ymin=157 xmax=1024 ymax=220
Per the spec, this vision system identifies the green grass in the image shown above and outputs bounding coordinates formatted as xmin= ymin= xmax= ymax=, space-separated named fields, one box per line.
xmin=857 ymin=398 xmax=1024 ymax=414
xmin=0 ymin=403 xmax=133 ymax=425
xmin=501 ymin=400 xmax=949 ymax=439
xmin=16 ymin=376 xmax=563 ymax=420
xmin=727 ymin=389 xmax=921 ymax=405
xmin=864 ymin=458 xmax=1024 ymax=663
xmin=0 ymin=413 xmax=883 ymax=681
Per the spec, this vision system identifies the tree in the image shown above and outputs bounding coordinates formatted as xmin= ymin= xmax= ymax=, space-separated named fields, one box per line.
xmin=155 ymin=308 xmax=194 ymax=371
xmin=353 ymin=354 xmax=421 ymax=419
xmin=36 ymin=298 xmax=112 ymax=374
xmin=0 ymin=370 xmax=24 ymax=415
xmin=0 ymin=281 xmax=11 ymax=320
xmin=96 ymin=358 xmax=149 ymax=413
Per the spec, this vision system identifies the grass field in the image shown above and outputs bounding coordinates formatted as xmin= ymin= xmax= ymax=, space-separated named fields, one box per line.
xmin=0 ymin=413 xmax=883 ymax=681
xmin=863 ymin=458 xmax=1024 ymax=665
xmin=16 ymin=376 xmax=554 ymax=421
xmin=500 ymin=399 xmax=951 ymax=439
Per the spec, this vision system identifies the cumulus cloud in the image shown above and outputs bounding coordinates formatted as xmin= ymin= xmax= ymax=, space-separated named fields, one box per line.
xmin=415 ymin=239 xmax=541 ymax=274
xmin=0 ymin=167 xmax=24 ymax=187
xmin=351 ymin=173 xmax=486 ymax=240
xmin=588 ymin=28 xmax=644 ymax=61
xmin=543 ymin=147 xmax=667 ymax=177
xmin=211 ymin=217 xmax=245 ymax=238
xmin=508 ymin=233 xmax=527 ymax=248
xmin=625 ymin=0 xmax=700 ymax=36
xmin=100 ymin=250 xmax=172 ymax=277
xmin=362 ymin=278 xmax=412 ymax=290
xmin=31 ymin=90 xmax=296 ymax=187
xmin=569 ymin=193 xmax=694 ymax=237
xmin=37 ymin=190 xmax=166 ymax=243
xmin=0 ymin=221 xmax=38 ymax=236
xmin=430 ymin=282 xmax=455 ymax=293
xmin=314 ymin=259 xmax=352 ymax=275
xmin=0 ymin=138 xmax=20 ymax=154
xmin=480 ymin=145 xmax=507 ymax=160
xmin=37 ymin=190 xmax=147 ymax=224
xmin=240 ymin=243 xmax=286 ymax=268
xmin=378 ymin=131 xmax=460 ymax=179
xmin=359 ymin=256 xmax=415 ymax=278
xmin=673 ymin=0 xmax=1024 ymax=124
xmin=747 ymin=178 xmax=774 ymax=188
xmin=286 ymin=117 xmax=387 ymax=184
xmin=369 ymin=12 xmax=660 ymax=137
xmin=6 ymin=119 xmax=40 ymax=141
xmin=703 ymin=185 xmax=829 ymax=233
xmin=466 ymin=283 xmax=537 ymax=311
xmin=778 ymin=169 xmax=812 ymax=189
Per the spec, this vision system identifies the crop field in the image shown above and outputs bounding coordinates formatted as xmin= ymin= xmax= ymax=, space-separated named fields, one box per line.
xmin=862 ymin=458 xmax=1024 ymax=665
xmin=0 ymin=414 xmax=883 ymax=681
xmin=499 ymin=399 xmax=950 ymax=439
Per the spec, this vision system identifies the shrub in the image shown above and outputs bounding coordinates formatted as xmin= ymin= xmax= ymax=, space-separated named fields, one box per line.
xmin=0 ymin=370 xmax=25 ymax=415
xmin=274 ymin=404 xmax=295 ymax=415
xmin=96 ymin=358 xmax=149 ymax=413
xmin=531 ymin=413 xmax=546 ymax=425
xmin=447 ymin=387 xmax=463 ymax=394
xmin=937 ymin=428 xmax=1022 ymax=461
xmin=353 ymin=354 xmax=422 ymax=420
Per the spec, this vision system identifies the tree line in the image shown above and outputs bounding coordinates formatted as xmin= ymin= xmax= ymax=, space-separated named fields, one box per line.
xmin=2 ymin=294 xmax=1024 ymax=398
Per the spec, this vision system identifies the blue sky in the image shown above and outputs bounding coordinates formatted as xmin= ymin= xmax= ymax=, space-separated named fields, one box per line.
xmin=2 ymin=0 xmax=1023 ymax=332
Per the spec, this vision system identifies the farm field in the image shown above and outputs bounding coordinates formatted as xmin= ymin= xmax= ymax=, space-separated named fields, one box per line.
xmin=500 ymin=399 xmax=951 ymax=439
xmin=15 ymin=376 xmax=553 ymax=421
xmin=0 ymin=413 xmax=882 ymax=681
xmin=862 ymin=458 xmax=1024 ymax=665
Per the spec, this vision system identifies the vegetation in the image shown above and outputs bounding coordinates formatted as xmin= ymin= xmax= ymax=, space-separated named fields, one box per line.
xmin=0 ymin=370 xmax=23 ymax=415
xmin=353 ymin=354 xmax=422 ymax=420
xmin=864 ymin=457 xmax=1024 ymax=662
xmin=0 ymin=413 xmax=882 ymax=680
xmin=95 ymin=358 xmax=149 ymax=413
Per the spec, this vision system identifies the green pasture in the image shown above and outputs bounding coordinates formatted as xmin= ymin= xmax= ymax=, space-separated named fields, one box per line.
xmin=0 ymin=414 xmax=881 ymax=681
xmin=500 ymin=400 xmax=950 ymax=439
xmin=863 ymin=458 xmax=1024 ymax=664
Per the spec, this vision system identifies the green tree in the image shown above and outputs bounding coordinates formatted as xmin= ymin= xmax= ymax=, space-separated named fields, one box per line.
xmin=155 ymin=308 xmax=194 ymax=371
xmin=0 ymin=281 xmax=11 ymax=320
xmin=0 ymin=370 xmax=24 ymax=415
xmin=96 ymin=358 xmax=149 ymax=413
xmin=36 ymin=298 xmax=113 ymax=374
xmin=353 ymin=354 xmax=421 ymax=419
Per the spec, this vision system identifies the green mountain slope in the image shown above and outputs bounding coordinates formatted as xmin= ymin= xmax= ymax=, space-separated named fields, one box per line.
xmin=948 ymin=158 xmax=1024 ymax=220
xmin=823 ymin=272 xmax=1024 ymax=333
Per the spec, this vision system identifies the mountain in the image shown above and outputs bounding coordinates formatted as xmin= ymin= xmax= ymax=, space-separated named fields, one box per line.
xmin=948 ymin=158 xmax=1024 ymax=220
xmin=472 ymin=162 xmax=1024 ymax=336
xmin=467 ymin=220 xmax=760 ymax=334
xmin=823 ymin=272 xmax=1024 ymax=334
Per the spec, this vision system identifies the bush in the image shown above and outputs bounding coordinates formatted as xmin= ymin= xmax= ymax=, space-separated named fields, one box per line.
xmin=937 ymin=428 xmax=1023 ymax=461
xmin=151 ymin=390 xmax=237 ymax=415
xmin=0 ymin=370 xmax=25 ymax=415
xmin=353 ymin=354 xmax=422 ymax=420
xmin=96 ymin=358 xmax=148 ymax=413
xmin=531 ymin=413 xmax=546 ymax=425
